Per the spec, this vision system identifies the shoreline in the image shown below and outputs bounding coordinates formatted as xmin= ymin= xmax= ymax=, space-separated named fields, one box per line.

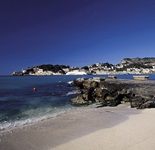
xmin=52 ymin=108 xmax=155 ymax=150
xmin=0 ymin=104 xmax=141 ymax=150
xmin=1 ymin=77 xmax=155 ymax=150
xmin=11 ymin=73 xmax=155 ymax=76
xmin=0 ymin=106 xmax=74 ymax=132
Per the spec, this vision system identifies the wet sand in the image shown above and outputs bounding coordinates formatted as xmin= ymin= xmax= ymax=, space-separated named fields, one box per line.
xmin=0 ymin=104 xmax=147 ymax=150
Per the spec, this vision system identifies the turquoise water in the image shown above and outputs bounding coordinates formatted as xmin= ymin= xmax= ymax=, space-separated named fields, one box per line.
xmin=0 ymin=74 xmax=154 ymax=130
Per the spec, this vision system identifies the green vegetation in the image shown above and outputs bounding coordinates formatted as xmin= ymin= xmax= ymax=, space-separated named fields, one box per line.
xmin=38 ymin=64 xmax=69 ymax=73
xmin=116 ymin=63 xmax=152 ymax=72
xmin=81 ymin=66 xmax=89 ymax=70
xmin=92 ymin=64 xmax=97 ymax=67
xmin=126 ymin=63 xmax=152 ymax=69
xmin=12 ymin=57 xmax=155 ymax=76
xmin=101 ymin=62 xmax=114 ymax=68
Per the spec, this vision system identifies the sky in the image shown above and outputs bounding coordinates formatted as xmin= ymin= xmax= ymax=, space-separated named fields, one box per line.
xmin=1 ymin=0 xmax=155 ymax=75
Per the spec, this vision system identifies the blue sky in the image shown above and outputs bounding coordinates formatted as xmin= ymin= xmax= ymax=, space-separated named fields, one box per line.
xmin=1 ymin=0 xmax=155 ymax=75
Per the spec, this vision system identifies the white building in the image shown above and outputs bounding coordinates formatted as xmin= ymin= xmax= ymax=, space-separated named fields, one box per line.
xmin=66 ymin=70 xmax=87 ymax=75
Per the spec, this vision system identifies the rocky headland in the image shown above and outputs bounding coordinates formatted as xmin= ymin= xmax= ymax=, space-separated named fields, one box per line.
xmin=12 ymin=57 xmax=155 ymax=75
xmin=70 ymin=77 xmax=155 ymax=109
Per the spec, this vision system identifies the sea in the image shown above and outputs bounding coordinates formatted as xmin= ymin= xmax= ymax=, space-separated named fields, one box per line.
xmin=0 ymin=74 xmax=155 ymax=131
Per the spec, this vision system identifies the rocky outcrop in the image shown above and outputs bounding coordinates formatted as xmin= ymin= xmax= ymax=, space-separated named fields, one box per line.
xmin=120 ymin=57 xmax=155 ymax=66
xmin=71 ymin=78 xmax=155 ymax=109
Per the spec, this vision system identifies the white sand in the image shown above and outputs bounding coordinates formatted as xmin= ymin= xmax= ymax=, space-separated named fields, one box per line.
xmin=52 ymin=109 xmax=155 ymax=150
xmin=1 ymin=105 xmax=155 ymax=150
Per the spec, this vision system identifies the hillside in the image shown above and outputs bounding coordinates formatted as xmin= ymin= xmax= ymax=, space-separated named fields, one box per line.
xmin=12 ymin=57 xmax=155 ymax=75
xmin=120 ymin=57 xmax=155 ymax=66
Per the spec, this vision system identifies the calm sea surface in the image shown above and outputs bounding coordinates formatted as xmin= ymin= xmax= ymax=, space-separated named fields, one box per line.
xmin=0 ymin=74 xmax=155 ymax=130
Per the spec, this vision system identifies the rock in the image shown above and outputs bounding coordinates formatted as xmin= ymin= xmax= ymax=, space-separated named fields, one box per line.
xmin=106 ymin=99 xmax=121 ymax=106
xmin=130 ymin=96 xmax=146 ymax=108
xmin=92 ymin=77 xmax=105 ymax=82
xmin=70 ymin=78 xmax=155 ymax=109
xmin=93 ymin=87 xmax=104 ymax=97
xmin=82 ymin=93 xmax=88 ymax=100
xmin=108 ymin=76 xmax=117 ymax=79
xmin=101 ymin=89 xmax=110 ymax=98
xmin=104 ymin=94 xmax=121 ymax=106
xmin=82 ymin=80 xmax=92 ymax=88
xmin=71 ymin=78 xmax=85 ymax=88
xmin=83 ymin=80 xmax=99 ymax=89
xmin=87 ymin=87 xmax=95 ymax=102
xmin=139 ymin=100 xmax=155 ymax=109
xmin=71 ymin=95 xmax=90 ymax=105
xmin=95 ymin=97 xmax=105 ymax=103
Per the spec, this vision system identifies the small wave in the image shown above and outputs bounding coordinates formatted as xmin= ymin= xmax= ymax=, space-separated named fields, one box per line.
xmin=67 ymin=81 xmax=73 ymax=84
xmin=0 ymin=107 xmax=72 ymax=133
xmin=66 ymin=90 xmax=77 ymax=96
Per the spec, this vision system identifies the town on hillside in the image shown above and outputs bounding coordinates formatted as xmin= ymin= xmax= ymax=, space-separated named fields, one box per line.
xmin=12 ymin=57 xmax=155 ymax=76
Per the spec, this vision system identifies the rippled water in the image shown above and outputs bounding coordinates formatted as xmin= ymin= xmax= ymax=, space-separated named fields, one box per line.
xmin=0 ymin=75 xmax=78 ymax=130
xmin=0 ymin=74 xmax=154 ymax=130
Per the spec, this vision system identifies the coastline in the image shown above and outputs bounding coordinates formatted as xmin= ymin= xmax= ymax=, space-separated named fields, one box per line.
xmin=1 ymin=77 xmax=155 ymax=150
xmin=52 ymin=108 xmax=155 ymax=150
xmin=0 ymin=103 xmax=141 ymax=150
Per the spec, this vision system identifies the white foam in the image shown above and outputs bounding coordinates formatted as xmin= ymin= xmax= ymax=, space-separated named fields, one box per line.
xmin=0 ymin=107 xmax=73 ymax=132
xmin=66 ymin=90 xmax=77 ymax=96
xmin=67 ymin=81 xmax=73 ymax=84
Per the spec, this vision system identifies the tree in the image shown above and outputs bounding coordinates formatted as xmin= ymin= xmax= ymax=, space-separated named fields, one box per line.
xmin=81 ymin=66 xmax=89 ymax=70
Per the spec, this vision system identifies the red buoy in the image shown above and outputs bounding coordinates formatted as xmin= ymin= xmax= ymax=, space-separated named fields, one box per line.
xmin=33 ymin=87 xmax=37 ymax=92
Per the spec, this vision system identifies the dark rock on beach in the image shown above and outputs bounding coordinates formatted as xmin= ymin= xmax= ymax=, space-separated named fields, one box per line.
xmin=70 ymin=78 xmax=155 ymax=109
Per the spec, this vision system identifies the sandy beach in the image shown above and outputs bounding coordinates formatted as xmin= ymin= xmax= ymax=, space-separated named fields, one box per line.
xmin=1 ymin=104 xmax=155 ymax=150
xmin=52 ymin=108 xmax=155 ymax=150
